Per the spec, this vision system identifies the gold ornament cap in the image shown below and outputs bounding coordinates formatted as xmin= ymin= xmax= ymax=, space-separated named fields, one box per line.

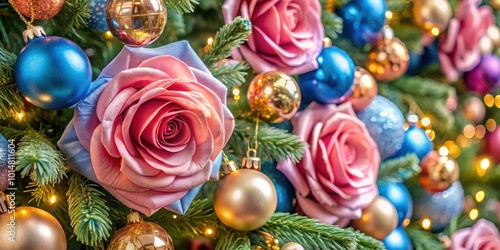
xmin=221 ymin=160 xmax=239 ymax=175
xmin=22 ymin=26 xmax=45 ymax=44
xmin=0 ymin=192 xmax=11 ymax=215
xmin=241 ymin=149 xmax=261 ymax=170
xmin=127 ymin=211 xmax=142 ymax=224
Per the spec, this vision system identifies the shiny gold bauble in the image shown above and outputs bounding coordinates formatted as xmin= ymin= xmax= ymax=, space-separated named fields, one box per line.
xmin=0 ymin=206 xmax=67 ymax=250
xmin=344 ymin=67 xmax=378 ymax=111
xmin=479 ymin=36 xmax=495 ymax=55
xmin=420 ymin=153 xmax=460 ymax=193
xmin=108 ymin=212 xmax=174 ymax=250
xmin=413 ymin=0 xmax=452 ymax=33
xmin=106 ymin=0 xmax=167 ymax=47
xmin=487 ymin=26 xmax=500 ymax=48
xmin=252 ymin=232 xmax=280 ymax=250
xmin=366 ymin=38 xmax=409 ymax=82
xmin=462 ymin=96 xmax=486 ymax=123
xmin=11 ymin=0 xmax=65 ymax=20
xmin=247 ymin=71 xmax=301 ymax=123
xmin=350 ymin=197 xmax=398 ymax=240
xmin=491 ymin=0 xmax=500 ymax=10
xmin=280 ymin=242 xmax=304 ymax=250
xmin=214 ymin=169 xmax=278 ymax=231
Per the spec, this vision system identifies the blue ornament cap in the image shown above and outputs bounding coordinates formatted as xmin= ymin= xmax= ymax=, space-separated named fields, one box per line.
xmin=15 ymin=36 xmax=92 ymax=110
xmin=383 ymin=227 xmax=413 ymax=250
xmin=88 ymin=0 xmax=108 ymax=32
xmin=391 ymin=126 xmax=433 ymax=161
xmin=378 ymin=183 xmax=413 ymax=227
xmin=412 ymin=181 xmax=464 ymax=232
xmin=261 ymin=161 xmax=296 ymax=213
xmin=356 ymin=95 xmax=405 ymax=159
xmin=337 ymin=0 xmax=387 ymax=47
xmin=298 ymin=46 xmax=355 ymax=104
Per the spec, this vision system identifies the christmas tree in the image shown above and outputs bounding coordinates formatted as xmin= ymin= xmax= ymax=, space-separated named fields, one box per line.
xmin=1 ymin=0 xmax=500 ymax=249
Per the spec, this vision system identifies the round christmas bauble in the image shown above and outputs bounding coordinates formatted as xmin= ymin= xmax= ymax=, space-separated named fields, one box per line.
xmin=0 ymin=206 xmax=67 ymax=249
xmin=367 ymin=38 xmax=410 ymax=82
xmin=106 ymin=0 xmax=167 ymax=47
xmin=412 ymin=181 xmax=464 ymax=232
xmin=464 ymin=55 xmax=500 ymax=94
xmin=14 ymin=36 xmax=92 ymax=110
xmin=485 ymin=127 xmax=500 ymax=163
xmin=461 ymin=96 xmax=486 ymax=123
xmin=383 ymin=227 xmax=413 ymax=250
xmin=0 ymin=134 xmax=8 ymax=170
xmin=336 ymin=0 xmax=387 ymax=47
xmin=87 ymin=0 xmax=108 ymax=32
xmin=419 ymin=151 xmax=460 ymax=193
xmin=491 ymin=0 xmax=500 ymax=10
xmin=11 ymin=0 xmax=65 ymax=20
xmin=487 ymin=26 xmax=500 ymax=48
xmin=248 ymin=71 xmax=301 ymax=123
xmin=298 ymin=46 xmax=355 ymax=105
xmin=281 ymin=242 xmax=304 ymax=250
xmin=351 ymin=197 xmax=399 ymax=240
xmin=412 ymin=0 xmax=452 ymax=33
xmin=378 ymin=183 xmax=413 ymax=227
xmin=261 ymin=162 xmax=296 ymax=213
xmin=214 ymin=169 xmax=278 ymax=231
xmin=108 ymin=212 xmax=174 ymax=249
xmin=392 ymin=126 xmax=433 ymax=161
xmin=344 ymin=67 xmax=378 ymax=111
xmin=479 ymin=35 xmax=495 ymax=55
xmin=356 ymin=95 xmax=405 ymax=159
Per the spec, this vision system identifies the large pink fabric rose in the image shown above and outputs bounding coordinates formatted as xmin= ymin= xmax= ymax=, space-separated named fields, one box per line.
xmin=278 ymin=102 xmax=380 ymax=227
xmin=438 ymin=0 xmax=494 ymax=81
xmin=222 ymin=0 xmax=324 ymax=75
xmin=58 ymin=42 xmax=234 ymax=215
xmin=450 ymin=219 xmax=500 ymax=250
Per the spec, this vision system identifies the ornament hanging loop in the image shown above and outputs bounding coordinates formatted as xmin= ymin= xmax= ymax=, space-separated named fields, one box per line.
xmin=8 ymin=0 xmax=35 ymax=29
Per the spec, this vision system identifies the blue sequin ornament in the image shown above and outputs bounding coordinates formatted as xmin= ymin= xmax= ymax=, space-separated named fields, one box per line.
xmin=15 ymin=36 xmax=92 ymax=110
xmin=392 ymin=126 xmax=433 ymax=161
xmin=261 ymin=162 xmax=296 ymax=213
xmin=88 ymin=0 xmax=108 ymax=31
xmin=356 ymin=95 xmax=405 ymax=159
xmin=412 ymin=181 xmax=464 ymax=232
xmin=298 ymin=46 xmax=355 ymax=105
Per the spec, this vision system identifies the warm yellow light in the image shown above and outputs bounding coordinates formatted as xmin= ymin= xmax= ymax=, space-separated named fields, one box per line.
xmin=17 ymin=112 xmax=24 ymax=120
xmin=385 ymin=11 xmax=393 ymax=20
xmin=431 ymin=27 xmax=440 ymax=36
xmin=475 ymin=125 xmax=486 ymax=139
xmin=403 ymin=218 xmax=411 ymax=227
xmin=457 ymin=135 xmax=472 ymax=148
xmin=463 ymin=125 xmax=475 ymax=139
xmin=469 ymin=208 xmax=479 ymax=220
xmin=480 ymin=158 xmax=491 ymax=170
xmin=475 ymin=190 xmax=485 ymax=203
xmin=484 ymin=94 xmax=495 ymax=107
xmin=232 ymin=88 xmax=240 ymax=96
xmin=205 ymin=228 xmax=214 ymax=235
xmin=425 ymin=129 xmax=435 ymax=141
xmin=173 ymin=215 xmax=177 ymax=219
xmin=495 ymin=95 xmax=500 ymax=108
xmin=486 ymin=119 xmax=497 ymax=132
xmin=49 ymin=195 xmax=57 ymax=205
xmin=207 ymin=37 xmax=214 ymax=46
xmin=421 ymin=117 xmax=431 ymax=127
xmin=104 ymin=31 xmax=114 ymax=39
xmin=439 ymin=146 xmax=449 ymax=156
xmin=421 ymin=218 xmax=432 ymax=230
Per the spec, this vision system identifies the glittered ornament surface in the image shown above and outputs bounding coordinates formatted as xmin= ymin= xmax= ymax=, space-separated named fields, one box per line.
xmin=367 ymin=38 xmax=410 ymax=82
xmin=261 ymin=162 xmax=296 ymax=213
xmin=11 ymin=0 xmax=65 ymax=20
xmin=344 ymin=67 xmax=378 ymax=111
xmin=356 ymin=95 xmax=405 ymax=159
xmin=412 ymin=181 xmax=464 ymax=232
xmin=88 ymin=0 xmax=108 ymax=31
xmin=378 ymin=183 xmax=413 ymax=227
xmin=0 ymin=134 xmax=8 ymax=170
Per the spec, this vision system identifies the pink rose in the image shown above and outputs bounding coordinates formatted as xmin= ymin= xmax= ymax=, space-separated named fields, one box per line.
xmin=438 ymin=0 xmax=494 ymax=81
xmin=58 ymin=42 xmax=234 ymax=215
xmin=450 ymin=219 xmax=500 ymax=250
xmin=222 ymin=0 xmax=324 ymax=75
xmin=278 ymin=102 xmax=380 ymax=227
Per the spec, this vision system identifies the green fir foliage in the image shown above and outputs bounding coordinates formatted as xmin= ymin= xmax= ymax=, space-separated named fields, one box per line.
xmin=0 ymin=48 xmax=23 ymax=119
xmin=164 ymin=0 xmax=199 ymax=13
xmin=405 ymin=225 xmax=445 ymax=250
xmin=377 ymin=153 xmax=421 ymax=185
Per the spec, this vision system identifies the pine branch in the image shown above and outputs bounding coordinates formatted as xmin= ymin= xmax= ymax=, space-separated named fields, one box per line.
xmin=203 ymin=16 xmax=252 ymax=67
xmin=405 ymin=225 xmax=445 ymax=250
xmin=351 ymin=230 xmax=386 ymax=250
xmin=51 ymin=0 xmax=91 ymax=36
xmin=211 ymin=61 xmax=249 ymax=88
xmin=322 ymin=12 xmax=343 ymax=39
xmin=228 ymin=119 xmax=305 ymax=163
xmin=67 ymin=172 xmax=112 ymax=247
xmin=444 ymin=213 xmax=475 ymax=236
xmin=377 ymin=154 xmax=421 ymax=185
xmin=216 ymin=230 xmax=252 ymax=250
xmin=16 ymin=131 xmax=66 ymax=185
xmin=0 ymin=48 xmax=23 ymax=119
xmin=387 ymin=76 xmax=451 ymax=100
xmin=164 ymin=0 xmax=198 ymax=13
xmin=162 ymin=9 xmax=187 ymax=43
xmin=24 ymin=182 xmax=57 ymax=205
xmin=0 ymin=126 xmax=27 ymax=139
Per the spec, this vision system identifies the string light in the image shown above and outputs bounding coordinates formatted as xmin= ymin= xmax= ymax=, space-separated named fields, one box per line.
xmin=205 ymin=228 xmax=214 ymax=235
xmin=484 ymin=94 xmax=495 ymax=107
xmin=444 ymin=140 xmax=460 ymax=158
xmin=463 ymin=125 xmax=475 ymax=139
xmin=469 ymin=208 xmax=479 ymax=220
xmin=403 ymin=219 xmax=411 ymax=227
xmin=475 ymin=190 xmax=485 ymax=203
xmin=495 ymin=95 xmax=500 ymax=108
xmin=475 ymin=125 xmax=486 ymax=139
xmin=486 ymin=119 xmax=497 ymax=132
xmin=425 ymin=129 xmax=435 ymax=141
xmin=104 ymin=31 xmax=114 ymax=39
xmin=385 ymin=11 xmax=393 ymax=20
xmin=421 ymin=218 xmax=432 ymax=230
xmin=421 ymin=117 xmax=431 ymax=127
xmin=431 ymin=27 xmax=440 ymax=36
xmin=475 ymin=156 xmax=491 ymax=177
xmin=204 ymin=37 xmax=214 ymax=52
xmin=49 ymin=195 xmax=57 ymax=205
xmin=172 ymin=215 xmax=177 ymax=219
xmin=439 ymin=146 xmax=449 ymax=156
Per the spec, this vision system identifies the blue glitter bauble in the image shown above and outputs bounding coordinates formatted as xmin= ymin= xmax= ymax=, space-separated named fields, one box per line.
xmin=379 ymin=183 xmax=413 ymax=227
xmin=15 ymin=36 xmax=92 ymax=110
xmin=392 ymin=126 xmax=433 ymax=161
xmin=337 ymin=0 xmax=387 ymax=47
xmin=298 ymin=46 xmax=355 ymax=104
xmin=0 ymin=134 xmax=9 ymax=191
xmin=412 ymin=181 xmax=464 ymax=232
xmin=383 ymin=227 xmax=413 ymax=250
xmin=88 ymin=0 xmax=108 ymax=31
xmin=356 ymin=95 xmax=405 ymax=159
xmin=261 ymin=162 xmax=296 ymax=213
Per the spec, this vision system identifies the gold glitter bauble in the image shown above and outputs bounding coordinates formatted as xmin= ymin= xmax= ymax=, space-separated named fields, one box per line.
xmin=247 ymin=71 xmax=301 ymax=123
xmin=420 ymin=152 xmax=460 ymax=193
xmin=413 ymin=0 xmax=452 ymax=33
xmin=344 ymin=67 xmax=378 ymax=111
xmin=366 ymin=38 xmax=409 ymax=82
xmin=0 ymin=206 xmax=67 ymax=250
xmin=350 ymin=197 xmax=398 ymax=240
xmin=214 ymin=169 xmax=277 ymax=231
xmin=108 ymin=212 xmax=174 ymax=250
xmin=106 ymin=0 xmax=167 ymax=47
xmin=11 ymin=0 xmax=65 ymax=20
